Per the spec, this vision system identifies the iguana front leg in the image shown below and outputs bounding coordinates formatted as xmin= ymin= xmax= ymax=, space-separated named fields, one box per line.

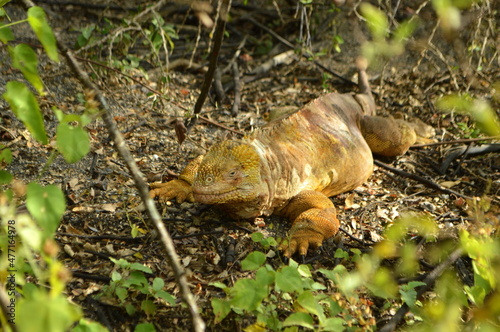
xmin=150 ymin=155 xmax=203 ymax=203
xmin=277 ymin=190 xmax=340 ymax=257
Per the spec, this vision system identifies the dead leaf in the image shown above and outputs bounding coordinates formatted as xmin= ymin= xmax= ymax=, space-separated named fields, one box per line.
xmin=174 ymin=119 xmax=187 ymax=144
xmin=63 ymin=244 xmax=75 ymax=257
xmin=100 ymin=203 xmax=118 ymax=212
xmin=439 ymin=180 xmax=461 ymax=188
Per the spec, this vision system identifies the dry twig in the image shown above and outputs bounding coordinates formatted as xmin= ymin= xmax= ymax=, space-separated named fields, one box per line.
xmin=186 ymin=0 xmax=232 ymax=133
xmin=374 ymin=160 xmax=471 ymax=200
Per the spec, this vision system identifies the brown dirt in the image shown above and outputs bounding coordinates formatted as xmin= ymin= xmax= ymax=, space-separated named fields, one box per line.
xmin=1 ymin=0 xmax=499 ymax=331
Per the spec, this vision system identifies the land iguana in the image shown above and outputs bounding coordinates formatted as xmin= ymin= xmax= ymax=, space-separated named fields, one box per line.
xmin=150 ymin=59 xmax=434 ymax=257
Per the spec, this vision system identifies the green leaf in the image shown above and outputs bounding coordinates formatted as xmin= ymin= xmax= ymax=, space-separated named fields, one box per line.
xmin=141 ymin=300 xmax=156 ymax=316
xmin=134 ymin=323 xmax=156 ymax=332
xmin=399 ymin=281 xmax=425 ymax=307
xmin=298 ymin=264 xmax=312 ymax=278
xmin=0 ymin=147 xmax=12 ymax=163
xmin=124 ymin=271 xmax=148 ymax=289
xmin=211 ymin=297 xmax=231 ymax=323
xmin=275 ymin=266 xmax=303 ymax=293
xmin=251 ymin=232 xmax=264 ymax=242
xmin=241 ymin=251 xmax=266 ymax=271
xmin=393 ymin=19 xmax=418 ymax=43
xmin=115 ymin=286 xmax=128 ymax=302
xmin=129 ymin=262 xmax=153 ymax=273
xmin=27 ymin=6 xmax=59 ymax=62
xmin=0 ymin=23 xmax=14 ymax=43
xmin=209 ymin=281 xmax=228 ymax=290
xmin=111 ymin=270 xmax=122 ymax=282
xmin=26 ymin=183 xmax=65 ymax=238
xmin=155 ymin=290 xmax=176 ymax=305
xmin=0 ymin=170 xmax=13 ymax=184
xmin=283 ymin=312 xmax=314 ymax=329
xmin=367 ymin=267 xmax=398 ymax=299
xmin=229 ymin=278 xmax=268 ymax=311
xmin=3 ymin=81 xmax=48 ymax=144
xmin=10 ymin=44 xmax=44 ymax=94
xmin=255 ymin=266 xmax=275 ymax=287
xmin=56 ymin=123 xmax=90 ymax=163
xmin=334 ymin=248 xmax=349 ymax=259
xmin=125 ymin=303 xmax=136 ymax=315
xmin=297 ymin=290 xmax=326 ymax=323
xmin=110 ymin=258 xmax=131 ymax=269
xmin=151 ymin=277 xmax=164 ymax=292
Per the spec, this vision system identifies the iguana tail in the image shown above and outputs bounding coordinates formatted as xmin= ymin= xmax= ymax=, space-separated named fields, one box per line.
xmin=354 ymin=57 xmax=376 ymax=116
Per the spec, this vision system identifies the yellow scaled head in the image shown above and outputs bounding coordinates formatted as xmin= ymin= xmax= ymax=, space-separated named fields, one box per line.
xmin=192 ymin=140 xmax=262 ymax=204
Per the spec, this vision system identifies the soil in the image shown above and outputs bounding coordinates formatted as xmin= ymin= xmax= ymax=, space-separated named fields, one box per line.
xmin=1 ymin=0 xmax=499 ymax=331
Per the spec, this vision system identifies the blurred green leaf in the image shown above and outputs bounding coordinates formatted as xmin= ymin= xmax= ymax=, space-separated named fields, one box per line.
xmin=0 ymin=23 xmax=14 ymax=43
xmin=0 ymin=147 xmax=12 ymax=164
xmin=0 ymin=170 xmax=13 ymax=184
xmin=10 ymin=44 xmax=44 ymax=94
xmin=400 ymin=281 xmax=426 ymax=307
xmin=3 ymin=81 xmax=48 ymax=144
xmin=18 ymin=286 xmax=81 ymax=332
xmin=393 ymin=19 xmax=418 ymax=43
xmin=26 ymin=183 xmax=65 ymax=238
xmin=437 ymin=94 xmax=500 ymax=136
xmin=72 ymin=319 xmax=108 ymax=332
xmin=360 ymin=3 xmax=388 ymax=40
xmin=56 ymin=123 xmax=90 ymax=163
xmin=27 ymin=6 xmax=59 ymax=62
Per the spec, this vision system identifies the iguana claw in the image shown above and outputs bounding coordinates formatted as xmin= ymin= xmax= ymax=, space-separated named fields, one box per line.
xmin=150 ymin=179 xmax=194 ymax=203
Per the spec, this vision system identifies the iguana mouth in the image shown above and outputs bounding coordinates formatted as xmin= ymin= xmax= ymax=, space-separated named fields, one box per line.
xmin=193 ymin=189 xmax=240 ymax=204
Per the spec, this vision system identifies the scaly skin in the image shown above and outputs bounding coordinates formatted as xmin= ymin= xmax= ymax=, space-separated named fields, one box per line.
xmin=150 ymin=64 xmax=434 ymax=257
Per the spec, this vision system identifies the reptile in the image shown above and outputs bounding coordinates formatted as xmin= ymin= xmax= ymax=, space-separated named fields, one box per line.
xmin=150 ymin=60 xmax=434 ymax=257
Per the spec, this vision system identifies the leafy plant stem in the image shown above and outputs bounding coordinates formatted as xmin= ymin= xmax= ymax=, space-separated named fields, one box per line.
xmin=0 ymin=19 xmax=29 ymax=29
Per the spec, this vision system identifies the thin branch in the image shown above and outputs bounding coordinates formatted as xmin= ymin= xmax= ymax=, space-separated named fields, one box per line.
xmin=186 ymin=0 xmax=232 ymax=132
xmin=231 ymin=61 xmax=241 ymax=116
xmin=374 ymin=160 xmax=471 ymax=200
xmin=242 ymin=15 xmax=357 ymax=87
xmin=378 ymin=247 xmax=464 ymax=332
xmin=20 ymin=1 xmax=205 ymax=331
xmin=73 ymin=54 xmax=242 ymax=135
xmin=411 ymin=136 xmax=500 ymax=148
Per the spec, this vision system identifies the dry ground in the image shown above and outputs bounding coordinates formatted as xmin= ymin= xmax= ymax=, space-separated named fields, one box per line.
xmin=1 ymin=0 xmax=499 ymax=330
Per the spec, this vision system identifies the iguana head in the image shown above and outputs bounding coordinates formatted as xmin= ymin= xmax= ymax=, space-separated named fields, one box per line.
xmin=192 ymin=140 xmax=262 ymax=204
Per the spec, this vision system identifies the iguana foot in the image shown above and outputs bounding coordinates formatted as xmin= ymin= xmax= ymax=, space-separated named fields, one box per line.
xmin=277 ymin=190 xmax=339 ymax=257
xmin=150 ymin=179 xmax=194 ymax=204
